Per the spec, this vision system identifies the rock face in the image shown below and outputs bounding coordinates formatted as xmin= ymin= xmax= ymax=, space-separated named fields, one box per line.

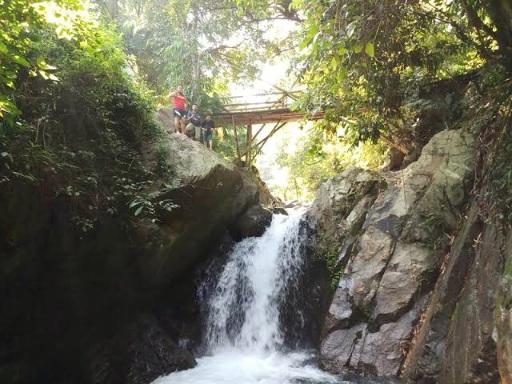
xmin=88 ymin=315 xmax=196 ymax=384
xmin=309 ymin=129 xmax=477 ymax=378
xmin=0 ymin=132 xmax=276 ymax=384
xmin=231 ymin=204 xmax=273 ymax=239
xmin=137 ymin=133 xmax=263 ymax=285
xmin=497 ymin=258 xmax=512 ymax=384
xmin=155 ymin=106 xmax=175 ymax=133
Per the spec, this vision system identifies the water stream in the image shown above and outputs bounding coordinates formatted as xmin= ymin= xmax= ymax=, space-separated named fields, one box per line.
xmin=153 ymin=210 xmax=385 ymax=384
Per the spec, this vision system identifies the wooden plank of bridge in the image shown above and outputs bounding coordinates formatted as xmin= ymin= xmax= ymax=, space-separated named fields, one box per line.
xmin=212 ymin=108 xmax=324 ymax=126
xmin=232 ymin=115 xmax=241 ymax=160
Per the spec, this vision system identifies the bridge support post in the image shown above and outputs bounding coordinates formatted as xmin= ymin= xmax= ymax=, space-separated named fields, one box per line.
xmin=246 ymin=123 xmax=252 ymax=168
xmin=232 ymin=116 xmax=242 ymax=162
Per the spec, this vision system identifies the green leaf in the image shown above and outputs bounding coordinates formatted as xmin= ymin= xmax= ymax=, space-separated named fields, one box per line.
xmin=12 ymin=55 xmax=31 ymax=67
xmin=0 ymin=98 xmax=20 ymax=115
xmin=338 ymin=46 xmax=349 ymax=55
xmin=0 ymin=41 xmax=8 ymax=54
xmin=336 ymin=67 xmax=347 ymax=82
xmin=365 ymin=42 xmax=375 ymax=57
xmin=36 ymin=56 xmax=57 ymax=70
xmin=331 ymin=56 xmax=339 ymax=70
xmin=134 ymin=205 xmax=144 ymax=216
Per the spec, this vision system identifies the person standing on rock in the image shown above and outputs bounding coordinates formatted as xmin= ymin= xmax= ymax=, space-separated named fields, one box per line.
xmin=186 ymin=104 xmax=203 ymax=142
xmin=168 ymin=85 xmax=187 ymax=134
xmin=202 ymin=115 xmax=215 ymax=149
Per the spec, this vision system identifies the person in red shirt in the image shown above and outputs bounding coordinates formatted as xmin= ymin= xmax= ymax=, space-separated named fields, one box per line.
xmin=168 ymin=85 xmax=187 ymax=133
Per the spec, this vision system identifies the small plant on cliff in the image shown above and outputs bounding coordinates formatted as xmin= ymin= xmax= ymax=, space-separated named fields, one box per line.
xmin=487 ymin=125 xmax=512 ymax=224
xmin=325 ymin=250 xmax=344 ymax=291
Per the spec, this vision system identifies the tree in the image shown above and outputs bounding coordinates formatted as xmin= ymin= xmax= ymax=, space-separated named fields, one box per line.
xmin=0 ymin=0 xmax=85 ymax=123
xmin=273 ymin=127 xmax=387 ymax=201
xmin=458 ymin=0 xmax=512 ymax=70
xmin=94 ymin=0 xmax=299 ymax=111
xmin=287 ymin=0 xmax=512 ymax=144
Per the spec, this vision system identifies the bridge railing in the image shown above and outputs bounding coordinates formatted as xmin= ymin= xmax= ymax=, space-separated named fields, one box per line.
xmin=223 ymin=91 xmax=301 ymax=112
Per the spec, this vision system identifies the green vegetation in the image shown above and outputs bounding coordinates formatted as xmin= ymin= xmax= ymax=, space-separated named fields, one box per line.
xmin=0 ymin=0 xmax=177 ymax=233
xmin=486 ymin=111 xmax=512 ymax=224
xmin=272 ymin=127 xmax=388 ymax=201
xmin=325 ymin=250 xmax=343 ymax=291
xmin=504 ymin=259 xmax=512 ymax=278
xmin=96 ymin=0 xmax=297 ymax=108
xmin=2 ymin=0 xmax=512 ymax=231
xmin=215 ymin=125 xmax=250 ymax=163
xmin=288 ymin=0 xmax=512 ymax=143
xmin=3 ymin=3 xmax=512 ymax=383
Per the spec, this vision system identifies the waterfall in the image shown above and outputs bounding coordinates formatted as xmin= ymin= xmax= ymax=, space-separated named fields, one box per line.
xmin=152 ymin=210 xmax=344 ymax=384
xmin=205 ymin=211 xmax=305 ymax=354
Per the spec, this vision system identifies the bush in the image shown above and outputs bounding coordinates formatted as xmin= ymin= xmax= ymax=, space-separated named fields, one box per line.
xmin=0 ymin=1 xmax=176 ymax=234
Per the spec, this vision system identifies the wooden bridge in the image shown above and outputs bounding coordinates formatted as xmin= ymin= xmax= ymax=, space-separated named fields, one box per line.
xmin=211 ymin=90 xmax=325 ymax=167
xmin=212 ymin=90 xmax=324 ymax=126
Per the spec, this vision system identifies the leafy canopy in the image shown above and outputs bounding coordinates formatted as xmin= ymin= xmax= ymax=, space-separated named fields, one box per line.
xmin=96 ymin=0 xmax=298 ymax=111
xmin=1 ymin=0 xmax=178 ymax=232
xmin=0 ymin=0 xmax=87 ymax=121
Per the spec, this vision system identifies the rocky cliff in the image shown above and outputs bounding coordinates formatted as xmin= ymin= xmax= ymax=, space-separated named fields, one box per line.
xmin=307 ymin=124 xmax=512 ymax=382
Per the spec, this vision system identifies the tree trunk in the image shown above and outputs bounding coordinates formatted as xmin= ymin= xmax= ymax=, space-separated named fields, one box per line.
xmin=486 ymin=0 xmax=512 ymax=70
xmin=107 ymin=0 xmax=118 ymax=19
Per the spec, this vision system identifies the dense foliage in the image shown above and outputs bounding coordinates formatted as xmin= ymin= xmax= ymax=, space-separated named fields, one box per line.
xmin=3 ymin=0 xmax=512 ymax=213
xmin=95 ymin=0 xmax=298 ymax=110
xmin=289 ymin=0 xmax=512 ymax=144
xmin=1 ymin=0 xmax=176 ymax=233
xmin=272 ymin=127 xmax=387 ymax=201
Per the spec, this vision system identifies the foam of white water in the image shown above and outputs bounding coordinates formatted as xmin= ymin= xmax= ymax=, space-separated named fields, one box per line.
xmin=152 ymin=351 xmax=342 ymax=384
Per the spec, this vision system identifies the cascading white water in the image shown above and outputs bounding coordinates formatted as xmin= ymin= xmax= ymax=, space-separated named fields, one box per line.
xmin=205 ymin=210 xmax=305 ymax=354
xmin=152 ymin=210 xmax=362 ymax=384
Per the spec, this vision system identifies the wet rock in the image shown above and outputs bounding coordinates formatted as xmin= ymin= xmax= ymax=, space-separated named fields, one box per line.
xmin=137 ymin=133 xmax=262 ymax=285
xmin=88 ymin=315 xmax=196 ymax=384
xmin=231 ymin=204 xmax=273 ymax=239
xmin=272 ymin=206 xmax=288 ymax=215
xmin=323 ymin=285 xmax=354 ymax=334
xmin=321 ymin=297 xmax=427 ymax=376
xmin=321 ymin=323 xmax=367 ymax=372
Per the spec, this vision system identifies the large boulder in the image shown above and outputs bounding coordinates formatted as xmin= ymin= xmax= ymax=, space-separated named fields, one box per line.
xmin=309 ymin=129 xmax=476 ymax=377
xmin=0 ymin=130 xmax=272 ymax=384
xmin=137 ymin=133 xmax=263 ymax=285
xmin=231 ymin=204 xmax=273 ymax=239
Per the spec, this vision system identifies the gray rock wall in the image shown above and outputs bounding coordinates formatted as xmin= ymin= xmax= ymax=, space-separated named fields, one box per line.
xmin=308 ymin=129 xmax=477 ymax=378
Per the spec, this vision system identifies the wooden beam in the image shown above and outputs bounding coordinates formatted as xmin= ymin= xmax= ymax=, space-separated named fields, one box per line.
xmin=246 ymin=123 xmax=253 ymax=168
xmin=232 ymin=115 xmax=241 ymax=161
xmin=212 ymin=108 xmax=324 ymax=126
